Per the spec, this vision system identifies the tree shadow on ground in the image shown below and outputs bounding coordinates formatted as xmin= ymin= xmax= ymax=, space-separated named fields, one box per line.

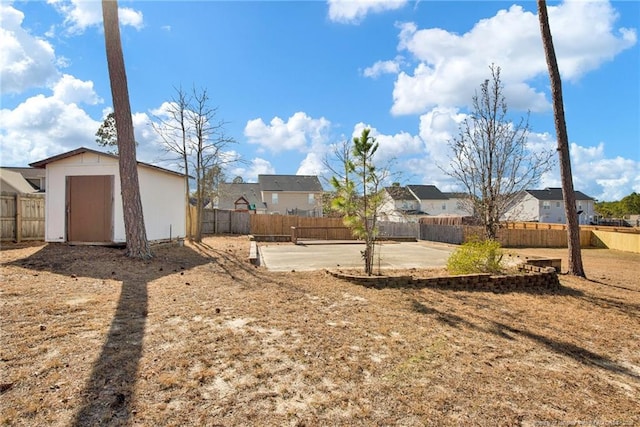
xmin=409 ymin=297 xmax=639 ymax=381
xmin=191 ymin=241 xmax=262 ymax=284
xmin=492 ymin=321 xmax=640 ymax=380
xmin=7 ymin=243 xmax=212 ymax=426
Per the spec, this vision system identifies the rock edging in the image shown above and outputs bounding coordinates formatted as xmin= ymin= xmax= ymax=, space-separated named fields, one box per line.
xmin=327 ymin=263 xmax=560 ymax=293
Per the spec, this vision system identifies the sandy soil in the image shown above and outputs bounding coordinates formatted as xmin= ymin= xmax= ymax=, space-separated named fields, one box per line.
xmin=1 ymin=236 xmax=638 ymax=426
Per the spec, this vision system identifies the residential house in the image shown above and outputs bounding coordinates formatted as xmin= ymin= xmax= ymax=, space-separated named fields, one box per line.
xmin=406 ymin=185 xmax=449 ymax=215
xmin=407 ymin=185 xmax=471 ymax=216
xmin=442 ymin=192 xmax=474 ymax=216
xmin=502 ymin=187 xmax=596 ymax=225
xmin=3 ymin=167 xmax=46 ymax=192
xmin=30 ymin=147 xmax=187 ymax=244
xmin=258 ymin=175 xmax=323 ymax=216
xmin=215 ymin=174 xmax=324 ymax=217
xmin=379 ymin=185 xmax=422 ymax=222
xmin=0 ymin=168 xmax=39 ymax=194
xmin=216 ymin=182 xmax=266 ymax=213
xmin=378 ymin=185 xmax=473 ymax=222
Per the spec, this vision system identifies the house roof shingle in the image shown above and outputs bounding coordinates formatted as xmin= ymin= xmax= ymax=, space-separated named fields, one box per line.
xmin=385 ymin=186 xmax=416 ymax=201
xmin=407 ymin=185 xmax=448 ymax=200
xmin=258 ymin=175 xmax=323 ymax=192
xmin=217 ymin=183 xmax=264 ymax=209
xmin=526 ymin=187 xmax=594 ymax=201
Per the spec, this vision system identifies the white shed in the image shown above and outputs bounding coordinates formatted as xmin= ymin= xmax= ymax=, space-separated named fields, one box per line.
xmin=30 ymin=147 xmax=187 ymax=244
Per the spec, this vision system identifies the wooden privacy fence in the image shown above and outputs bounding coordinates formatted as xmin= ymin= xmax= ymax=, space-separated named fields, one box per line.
xmin=419 ymin=223 xmax=593 ymax=248
xmin=250 ymin=215 xmax=347 ymax=237
xmin=1 ymin=192 xmax=45 ymax=242
xmin=189 ymin=208 xmax=250 ymax=235
xmin=191 ymin=211 xmax=638 ymax=252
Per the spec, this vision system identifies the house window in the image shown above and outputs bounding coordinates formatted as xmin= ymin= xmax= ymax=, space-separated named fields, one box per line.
xmin=308 ymin=193 xmax=315 ymax=205
xmin=543 ymin=201 xmax=550 ymax=210
xmin=272 ymin=193 xmax=278 ymax=205
xmin=442 ymin=203 xmax=446 ymax=210
xmin=556 ymin=201 xmax=560 ymax=208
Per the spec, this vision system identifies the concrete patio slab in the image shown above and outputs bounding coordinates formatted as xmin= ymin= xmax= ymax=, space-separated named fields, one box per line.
xmin=258 ymin=241 xmax=456 ymax=271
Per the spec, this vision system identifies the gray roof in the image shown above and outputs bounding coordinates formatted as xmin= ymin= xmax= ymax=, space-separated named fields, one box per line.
xmin=442 ymin=192 xmax=468 ymax=199
xmin=217 ymin=183 xmax=264 ymax=209
xmin=258 ymin=175 xmax=323 ymax=192
xmin=407 ymin=185 xmax=448 ymax=200
xmin=385 ymin=186 xmax=417 ymax=201
xmin=526 ymin=188 xmax=594 ymax=201
xmin=0 ymin=168 xmax=38 ymax=194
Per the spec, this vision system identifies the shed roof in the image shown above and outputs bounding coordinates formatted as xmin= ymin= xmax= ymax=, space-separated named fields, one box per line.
xmin=29 ymin=147 xmax=186 ymax=178
xmin=258 ymin=174 xmax=323 ymax=192
xmin=407 ymin=185 xmax=448 ymax=200
xmin=525 ymin=187 xmax=594 ymax=201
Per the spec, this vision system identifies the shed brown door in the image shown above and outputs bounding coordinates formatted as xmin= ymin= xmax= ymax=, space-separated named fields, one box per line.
xmin=66 ymin=175 xmax=113 ymax=243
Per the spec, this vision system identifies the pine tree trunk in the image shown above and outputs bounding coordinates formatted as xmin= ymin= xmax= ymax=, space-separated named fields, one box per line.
xmin=102 ymin=0 xmax=151 ymax=259
xmin=537 ymin=0 xmax=584 ymax=277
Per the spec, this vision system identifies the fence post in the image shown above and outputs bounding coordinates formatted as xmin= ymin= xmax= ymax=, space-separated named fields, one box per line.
xmin=15 ymin=193 xmax=22 ymax=243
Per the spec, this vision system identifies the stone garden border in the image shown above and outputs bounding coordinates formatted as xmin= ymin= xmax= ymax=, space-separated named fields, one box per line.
xmin=327 ymin=263 xmax=560 ymax=293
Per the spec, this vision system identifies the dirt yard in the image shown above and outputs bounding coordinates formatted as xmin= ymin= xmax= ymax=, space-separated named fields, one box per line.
xmin=1 ymin=236 xmax=638 ymax=426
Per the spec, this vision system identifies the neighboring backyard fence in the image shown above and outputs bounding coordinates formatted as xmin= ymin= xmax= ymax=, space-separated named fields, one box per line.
xmin=193 ymin=209 xmax=639 ymax=253
xmin=1 ymin=192 xmax=45 ymax=242
xmin=419 ymin=220 xmax=638 ymax=252
xmin=189 ymin=208 xmax=250 ymax=235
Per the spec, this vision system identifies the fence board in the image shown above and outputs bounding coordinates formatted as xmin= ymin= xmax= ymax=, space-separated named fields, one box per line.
xmin=192 ymin=208 xmax=250 ymax=235
xmin=378 ymin=221 xmax=419 ymax=238
xmin=420 ymin=224 xmax=465 ymax=244
xmin=1 ymin=192 xmax=45 ymax=242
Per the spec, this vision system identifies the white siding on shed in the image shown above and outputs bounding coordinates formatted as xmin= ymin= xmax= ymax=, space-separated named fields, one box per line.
xmin=42 ymin=150 xmax=185 ymax=243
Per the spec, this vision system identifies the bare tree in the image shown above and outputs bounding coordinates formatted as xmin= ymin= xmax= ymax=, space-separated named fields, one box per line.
xmin=443 ymin=64 xmax=555 ymax=239
xmin=190 ymin=89 xmax=239 ymax=241
xmin=151 ymin=86 xmax=192 ymax=238
xmin=101 ymin=0 xmax=151 ymax=258
xmin=537 ymin=0 xmax=585 ymax=277
xmin=153 ymin=87 xmax=239 ymax=242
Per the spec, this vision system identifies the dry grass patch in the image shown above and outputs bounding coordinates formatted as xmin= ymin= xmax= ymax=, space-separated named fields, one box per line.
xmin=1 ymin=237 xmax=638 ymax=426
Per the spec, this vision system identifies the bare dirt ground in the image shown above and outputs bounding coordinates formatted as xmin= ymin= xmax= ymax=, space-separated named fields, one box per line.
xmin=1 ymin=236 xmax=638 ymax=426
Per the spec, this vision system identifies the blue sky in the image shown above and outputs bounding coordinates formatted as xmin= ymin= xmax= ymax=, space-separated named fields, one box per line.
xmin=1 ymin=0 xmax=638 ymax=201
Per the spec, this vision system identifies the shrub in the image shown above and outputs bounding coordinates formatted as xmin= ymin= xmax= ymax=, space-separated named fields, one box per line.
xmin=446 ymin=238 xmax=504 ymax=275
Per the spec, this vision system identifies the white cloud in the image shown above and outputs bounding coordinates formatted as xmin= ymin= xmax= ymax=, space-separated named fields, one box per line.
xmin=47 ymin=0 xmax=144 ymax=34
xmin=0 ymin=77 xmax=160 ymax=168
xmin=0 ymin=4 xmax=59 ymax=94
xmin=244 ymin=112 xmax=331 ymax=153
xmin=392 ymin=2 xmax=636 ymax=115
xmin=231 ymin=158 xmax=275 ymax=183
xmin=363 ymin=58 xmax=402 ymax=78
xmin=411 ymin=106 xmax=639 ymax=201
xmin=118 ymin=7 xmax=144 ymax=30
xmin=328 ymin=0 xmax=407 ymax=24
xmin=297 ymin=152 xmax=326 ymax=176
xmin=0 ymin=93 xmax=100 ymax=166
xmin=352 ymin=122 xmax=423 ymax=164
xmin=569 ymin=142 xmax=640 ymax=201
xmin=52 ymin=74 xmax=102 ymax=105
